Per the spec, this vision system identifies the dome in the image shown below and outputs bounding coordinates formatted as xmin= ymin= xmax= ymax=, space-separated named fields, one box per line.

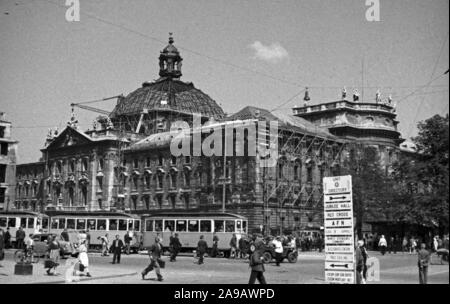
xmin=110 ymin=78 xmax=225 ymax=119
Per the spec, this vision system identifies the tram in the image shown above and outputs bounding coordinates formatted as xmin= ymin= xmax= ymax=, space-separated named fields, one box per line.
xmin=142 ymin=212 xmax=248 ymax=255
xmin=44 ymin=211 xmax=141 ymax=250
xmin=0 ymin=211 xmax=48 ymax=246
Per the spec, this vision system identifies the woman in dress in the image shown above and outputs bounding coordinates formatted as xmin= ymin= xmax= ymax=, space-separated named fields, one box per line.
xmin=76 ymin=239 xmax=91 ymax=277
xmin=46 ymin=235 xmax=60 ymax=275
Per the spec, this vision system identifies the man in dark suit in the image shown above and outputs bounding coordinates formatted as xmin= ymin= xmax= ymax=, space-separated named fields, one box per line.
xmin=142 ymin=237 xmax=163 ymax=281
xmin=418 ymin=243 xmax=431 ymax=284
xmin=169 ymin=233 xmax=182 ymax=262
xmin=111 ymin=234 xmax=124 ymax=264
xmin=197 ymin=235 xmax=208 ymax=265
xmin=16 ymin=227 xmax=25 ymax=249
xmin=248 ymin=242 xmax=267 ymax=284
xmin=211 ymin=233 xmax=219 ymax=257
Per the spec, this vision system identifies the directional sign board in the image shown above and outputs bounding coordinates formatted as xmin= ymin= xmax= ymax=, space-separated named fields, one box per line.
xmin=323 ymin=175 xmax=355 ymax=284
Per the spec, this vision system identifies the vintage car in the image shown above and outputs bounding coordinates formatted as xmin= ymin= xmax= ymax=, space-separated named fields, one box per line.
xmin=31 ymin=233 xmax=75 ymax=257
xmin=260 ymin=243 xmax=298 ymax=264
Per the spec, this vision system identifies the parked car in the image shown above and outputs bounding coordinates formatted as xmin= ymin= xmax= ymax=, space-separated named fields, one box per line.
xmin=260 ymin=243 xmax=298 ymax=264
xmin=31 ymin=233 xmax=75 ymax=257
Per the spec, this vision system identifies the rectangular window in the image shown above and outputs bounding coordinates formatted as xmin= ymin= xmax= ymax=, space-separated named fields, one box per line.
xmin=175 ymin=220 xmax=186 ymax=232
xmin=0 ymin=188 xmax=5 ymax=203
xmin=146 ymin=157 xmax=151 ymax=167
xmin=133 ymin=159 xmax=139 ymax=169
xmin=128 ymin=220 xmax=133 ymax=230
xmin=236 ymin=220 xmax=242 ymax=233
xmin=8 ymin=217 xmax=16 ymax=228
xmin=109 ymin=219 xmax=118 ymax=231
xmin=307 ymin=167 xmax=313 ymax=183
xmin=145 ymin=220 xmax=154 ymax=232
xmin=118 ymin=219 xmax=127 ymax=231
xmin=0 ymin=143 xmax=8 ymax=155
xmin=20 ymin=217 xmax=27 ymax=229
xmin=155 ymin=220 xmax=163 ymax=232
xmin=66 ymin=219 xmax=75 ymax=229
xmin=97 ymin=219 xmax=106 ymax=230
xmin=188 ymin=220 xmax=199 ymax=232
xmin=27 ymin=217 xmax=34 ymax=229
xmin=0 ymin=165 xmax=6 ymax=183
xmin=51 ymin=218 xmax=59 ymax=229
xmin=200 ymin=220 xmax=211 ymax=232
xmin=87 ymin=219 xmax=96 ymax=230
xmin=135 ymin=220 xmax=140 ymax=231
xmin=225 ymin=220 xmax=235 ymax=232
xmin=0 ymin=217 xmax=6 ymax=227
xmin=214 ymin=220 xmax=224 ymax=233
xmin=164 ymin=220 xmax=175 ymax=232
xmin=58 ymin=218 xmax=66 ymax=229
xmin=42 ymin=218 xmax=49 ymax=229
xmin=76 ymin=219 xmax=86 ymax=230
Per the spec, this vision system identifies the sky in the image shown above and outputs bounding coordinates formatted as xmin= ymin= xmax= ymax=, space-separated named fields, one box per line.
xmin=0 ymin=0 xmax=448 ymax=164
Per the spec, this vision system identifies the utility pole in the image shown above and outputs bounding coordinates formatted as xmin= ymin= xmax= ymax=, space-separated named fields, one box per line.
xmin=222 ymin=125 xmax=227 ymax=213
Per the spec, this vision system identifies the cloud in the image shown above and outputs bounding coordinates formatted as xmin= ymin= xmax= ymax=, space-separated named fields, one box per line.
xmin=249 ymin=41 xmax=288 ymax=63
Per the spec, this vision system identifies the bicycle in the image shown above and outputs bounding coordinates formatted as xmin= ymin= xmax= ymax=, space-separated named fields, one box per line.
xmin=14 ymin=247 xmax=40 ymax=264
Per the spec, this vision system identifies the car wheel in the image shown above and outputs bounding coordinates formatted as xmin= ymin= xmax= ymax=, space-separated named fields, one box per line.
xmin=263 ymin=252 xmax=272 ymax=264
xmin=288 ymin=252 xmax=298 ymax=263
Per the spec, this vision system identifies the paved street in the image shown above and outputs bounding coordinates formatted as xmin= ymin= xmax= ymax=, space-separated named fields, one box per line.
xmin=0 ymin=249 xmax=448 ymax=284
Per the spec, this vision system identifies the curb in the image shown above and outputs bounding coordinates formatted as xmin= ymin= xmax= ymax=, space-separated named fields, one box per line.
xmin=31 ymin=272 xmax=138 ymax=284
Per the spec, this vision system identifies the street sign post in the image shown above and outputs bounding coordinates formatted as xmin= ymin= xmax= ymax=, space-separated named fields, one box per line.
xmin=323 ymin=175 xmax=355 ymax=284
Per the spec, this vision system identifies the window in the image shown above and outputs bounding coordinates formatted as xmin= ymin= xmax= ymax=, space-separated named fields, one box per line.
xmin=307 ymin=167 xmax=313 ymax=183
xmin=0 ymin=165 xmax=6 ymax=183
xmin=158 ymin=155 xmax=163 ymax=166
xmin=77 ymin=219 xmax=86 ymax=230
xmin=109 ymin=219 xmax=118 ymax=231
xmin=185 ymin=156 xmax=191 ymax=164
xmin=134 ymin=220 xmax=140 ymax=231
xmin=67 ymin=219 xmax=75 ymax=229
xmin=0 ymin=188 xmax=5 ymax=203
xmin=21 ymin=217 xmax=27 ymax=228
xmin=214 ymin=220 xmax=224 ymax=233
xmin=51 ymin=218 xmax=59 ymax=229
xmin=42 ymin=218 xmax=49 ymax=229
xmin=69 ymin=160 xmax=75 ymax=173
xmin=82 ymin=159 xmax=89 ymax=172
xmin=188 ymin=220 xmax=199 ymax=232
xmin=128 ymin=220 xmax=133 ymax=230
xmin=145 ymin=220 xmax=154 ymax=232
xmin=236 ymin=220 xmax=242 ymax=233
xmin=98 ymin=159 xmax=104 ymax=171
xmin=171 ymin=173 xmax=177 ymax=188
xmin=184 ymin=171 xmax=191 ymax=187
xmin=176 ymin=220 xmax=186 ymax=232
xmin=87 ymin=219 xmax=96 ymax=230
xmin=56 ymin=162 xmax=62 ymax=174
xmin=294 ymin=165 xmax=299 ymax=180
xmin=278 ymin=163 xmax=283 ymax=179
xmin=97 ymin=219 xmax=106 ymax=230
xmin=225 ymin=220 xmax=235 ymax=232
xmin=155 ymin=220 xmax=163 ymax=232
xmin=157 ymin=175 xmax=163 ymax=189
xmin=58 ymin=218 xmax=66 ymax=229
xmin=145 ymin=174 xmax=151 ymax=189
xmin=146 ymin=157 xmax=151 ymax=167
xmin=1 ymin=143 xmax=8 ymax=155
xmin=171 ymin=156 xmax=177 ymax=165
xmin=243 ymin=221 xmax=247 ymax=233
xmin=118 ymin=219 xmax=127 ymax=231
xmin=200 ymin=220 xmax=212 ymax=232
xmin=133 ymin=159 xmax=139 ymax=169
xmin=164 ymin=220 xmax=175 ymax=232
xmin=8 ymin=217 xmax=16 ymax=228
xmin=133 ymin=177 xmax=139 ymax=190
xmin=0 ymin=217 xmax=6 ymax=227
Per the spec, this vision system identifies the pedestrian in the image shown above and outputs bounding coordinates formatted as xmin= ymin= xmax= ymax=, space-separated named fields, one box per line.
xmin=239 ymin=236 xmax=247 ymax=259
xmin=361 ymin=240 xmax=369 ymax=284
xmin=169 ymin=233 xmax=181 ymax=262
xmin=124 ymin=231 xmax=131 ymax=255
xmin=388 ymin=236 xmax=395 ymax=254
xmin=75 ymin=239 xmax=91 ymax=277
xmin=355 ymin=240 xmax=364 ymax=284
xmin=378 ymin=235 xmax=387 ymax=256
xmin=4 ymin=227 xmax=11 ymax=249
xmin=141 ymin=237 xmax=163 ymax=281
xmin=417 ymin=243 xmax=430 ymax=284
xmin=99 ymin=233 xmax=109 ymax=256
xmin=229 ymin=233 xmax=237 ymax=259
xmin=402 ymin=237 xmax=408 ymax=253
xmin=248 ymin=242 xmax=267 ymax=284
xmin=45 ymin=235 xmax=60 ymax=275
xmin=86 ymin=229 xmax=91 ymax=249
xmin=197 ymin=235 xmax=208 ymax=265
xmin=16 ymin=226 xmax=25 ymax=249
xmin=211 ymin=232 xmax=219 ymax=257
xmin=0 ymin=228 xmax=5 ymax=267
xmin=410 ymin=237 xmax=417 ymax=255
xmin=111 ymin=234 xmax=124 ymax=264
xmin=272 ymin=236 xmax=283 ymax=266
xmin=61 ymin=229 xmax=69 ymax=242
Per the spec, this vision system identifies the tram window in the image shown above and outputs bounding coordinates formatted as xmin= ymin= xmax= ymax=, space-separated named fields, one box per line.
xmin=77 ymin=219 xmax=86 ymax=230
xmin=118 ymin=219 xmax=127 ymax=231
xmin=145 ymin=220 xmax=153 ymax=232
xmin=51 ymin=219 xmax=59 ymax=229
xmin=87 ymin=219 xmax=96 ymax=230
xmin=42 ymin=218 xmax=49 ymax=229
xmin=188 ymin=220 xmax=199 ymax=232
xmin=135 ymin=220 xmax=140 ymax=231
xmin=200 ymin=220 xmax=211 ymax=232
xmin=214 ymin=220 xmax=224 ymax=233
xmin=243 ymin=221 xmax=247 ymax=233
xmin=67 ymin=219 xmax=75 ymax=229
xmin=8 ymin=217 xmax=16 ymax=228
xmin=164 ymin=220 xmax=175 ymax=232
xmin=155 ymin=220 xmax=163 ymax=232
xmin=128 ymin=220 xmax=133 ymax=230
xmin=27 ymin=217 xmax=34 ymax=229
xmin=0 ymin=217 xmax=6 ymax=227
xmin=20 ymin=217 xmax=27 ymax=229
xmin=176 ymin=220 xmax=186 ymax=232
xmin=236 ymin=220 xmax=242 ymax=233
xmin=225 ymin=220 xmax=235 ymax=232
xmin=37 ymin=218 xmax=42 ymax=228
xmin=97 ymin=219 xmax=106 ymax=230
xmin=109 ymin=219 xmax=118 ymax=231
xmin=58 ymin=218 xmax=66 ymax=230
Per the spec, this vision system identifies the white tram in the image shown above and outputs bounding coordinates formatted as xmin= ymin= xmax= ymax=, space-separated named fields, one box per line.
xmin=0 ymin=211 xmax=48 ymax=246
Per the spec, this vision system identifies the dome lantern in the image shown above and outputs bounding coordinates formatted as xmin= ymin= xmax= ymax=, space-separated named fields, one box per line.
xmin=159 ymin=33 xmax=183 ymax=79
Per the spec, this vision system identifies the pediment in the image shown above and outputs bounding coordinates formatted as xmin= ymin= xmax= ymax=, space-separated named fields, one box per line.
xmin=46 ymin=127 xmax=92 ymax=150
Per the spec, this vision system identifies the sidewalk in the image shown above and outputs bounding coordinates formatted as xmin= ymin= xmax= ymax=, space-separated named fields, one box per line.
xmin=0 ymin=258 xmax=137 ymax=284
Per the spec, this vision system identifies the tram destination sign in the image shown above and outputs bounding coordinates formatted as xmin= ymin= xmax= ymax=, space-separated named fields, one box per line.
xmin=323 ymin=175 xmax=355 ymax=284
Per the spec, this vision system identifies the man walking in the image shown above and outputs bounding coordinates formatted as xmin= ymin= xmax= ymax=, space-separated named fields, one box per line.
xmin=142 ymin=237 xmax=163 ymax=281
xmin=248 ymin=243 xmax=267 ymax=284
xmin=169 ymin=233 xmax=181 ymax=262
xmin=111 ymin=235 xmax=124 ymax=264
xmin=418 ymin=243 xmax=430 ymax=284
xmin=197 ymin=235 xmax=208 ymax=265
xmin=378 ymin=235 xmax=387 ymax=256
xmin=4 ymin=227 xmax=11 ymax=249
xmin=16 ymin=226 xmax=25 ymax=249
xmin=99 ymin=233 xmax=109 ymax=256
xmin=124 ymin=231 xmax=131 ymax=255
xmin=229 ymin=233 xmax=237 ymax=259
xmin=272 ymin=236 xmax=283 ymax=266
xmin=211 ymin=233 xmax=219 ymax=257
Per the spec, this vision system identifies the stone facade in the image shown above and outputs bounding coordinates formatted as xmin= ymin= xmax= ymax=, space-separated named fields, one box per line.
xmin=0 ymin=112 xmax=18 ymax=211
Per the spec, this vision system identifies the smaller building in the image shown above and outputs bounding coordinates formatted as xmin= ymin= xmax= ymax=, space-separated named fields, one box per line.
xmin=0 ymin=112 xmax=18 ymax=211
